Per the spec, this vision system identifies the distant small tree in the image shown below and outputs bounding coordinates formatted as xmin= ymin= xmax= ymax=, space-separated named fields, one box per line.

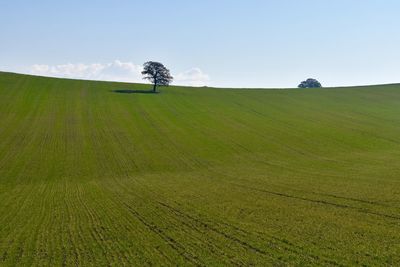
xmin=298 ymin=78 xmax=322 ymax=88
xmin=142 ymin=61 xmax=173 ymax=92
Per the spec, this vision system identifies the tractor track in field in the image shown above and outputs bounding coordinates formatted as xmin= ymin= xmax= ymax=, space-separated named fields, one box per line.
xmin=102 ymin=153 xmax=358 ymax=266
xmin=157 ymin=201 xmax=345 ymax=266
xmin=157 ymin=202 xmax=270 ymax=256
xmin=293 ymin=188 xmax=393 ymax=208
xmin=108 ymin=173 xmax=344 ymax=266
xmin=105 ymin=175 xmax=275 ymax=265
xmin=231 ymin=183 xmax=400 ymax=222
xmin=122 ymin=202 xmax=205 ymax=267
xmin=156 ymin=201 xmax=279 ymax=265
xmin=204 ymin=166 xmax=399 ymax=215
xmin=105 ymin=176 xmax=231 ymax=265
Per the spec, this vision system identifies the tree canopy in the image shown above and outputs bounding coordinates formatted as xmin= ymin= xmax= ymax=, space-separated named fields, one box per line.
xmin=298 ymin=78 xmax=322 ymax=88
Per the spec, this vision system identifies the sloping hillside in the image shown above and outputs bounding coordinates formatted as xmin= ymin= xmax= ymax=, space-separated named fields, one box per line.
xmin=0 ymin=72 xmax=399 ymax=266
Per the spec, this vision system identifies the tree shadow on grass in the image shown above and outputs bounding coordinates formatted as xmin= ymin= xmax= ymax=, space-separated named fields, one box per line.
xmin=112 ymin=89 xmax=159 ymax=94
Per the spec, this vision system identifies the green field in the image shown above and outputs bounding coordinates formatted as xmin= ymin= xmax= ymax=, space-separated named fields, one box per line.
xmin=0 ymin=71 xmax=399 ymax=266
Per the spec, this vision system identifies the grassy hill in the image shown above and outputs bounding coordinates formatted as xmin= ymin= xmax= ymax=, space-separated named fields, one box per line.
xmin=0 ymin=71 xmax=399 ymax=266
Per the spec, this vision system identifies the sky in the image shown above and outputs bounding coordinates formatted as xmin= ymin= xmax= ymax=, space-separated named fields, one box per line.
xmin=1 ymin=0 xmax=400 ymax=88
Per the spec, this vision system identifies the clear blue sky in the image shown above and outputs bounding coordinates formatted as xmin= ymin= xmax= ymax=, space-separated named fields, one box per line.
xmin=1 ymin=0 xmax=400 ymax=88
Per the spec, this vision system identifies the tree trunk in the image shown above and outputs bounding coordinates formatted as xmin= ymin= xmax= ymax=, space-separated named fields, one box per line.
xmin=153 ymin=73 xmax=158 ymax=93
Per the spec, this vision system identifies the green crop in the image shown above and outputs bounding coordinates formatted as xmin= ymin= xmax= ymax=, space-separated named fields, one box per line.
xmin=0 ymin=72 xmax=399 ymax=266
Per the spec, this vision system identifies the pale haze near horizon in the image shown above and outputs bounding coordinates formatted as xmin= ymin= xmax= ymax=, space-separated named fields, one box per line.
xmin=1 ymin=0 xmax=399 ymax=88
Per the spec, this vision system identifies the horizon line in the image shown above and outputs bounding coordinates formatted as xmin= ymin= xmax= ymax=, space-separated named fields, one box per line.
xmin=1 ymin=70 xmax=399 ymax=90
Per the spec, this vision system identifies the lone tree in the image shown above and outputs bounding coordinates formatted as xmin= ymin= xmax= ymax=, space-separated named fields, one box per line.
xmin=298 ymin=78 xmax=322 ymax=88
xmin=142 ymin=61 xmax=173 ymax=92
